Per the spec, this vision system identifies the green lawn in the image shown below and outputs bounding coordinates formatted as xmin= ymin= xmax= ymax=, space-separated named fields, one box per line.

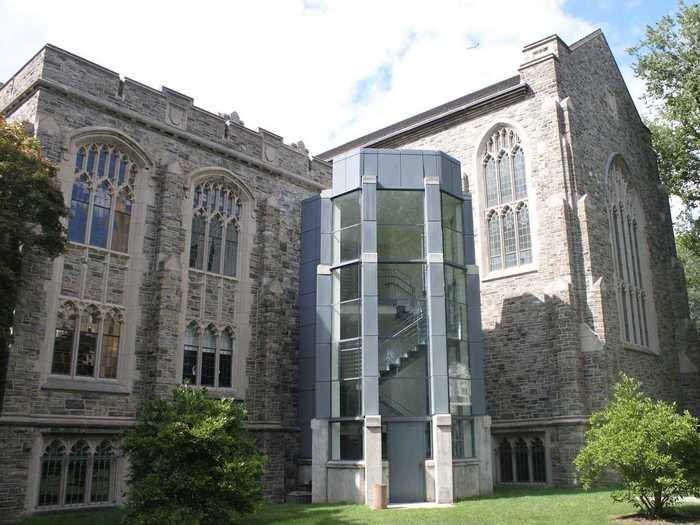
xmin=19 ymin=488 xmax=700 ymax=525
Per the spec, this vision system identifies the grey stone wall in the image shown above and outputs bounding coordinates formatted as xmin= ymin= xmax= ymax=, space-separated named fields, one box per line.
xmin=0 ymin=44 xmax=330 ymax=521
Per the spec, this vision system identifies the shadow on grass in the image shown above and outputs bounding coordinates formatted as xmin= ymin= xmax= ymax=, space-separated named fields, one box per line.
xmin=613 ymin=505 xmax=700 ymax=524
xmin=476 ymin=485 xmax=614 ymax=501
xmin=233 ymin=503 xmax=367 ymax=525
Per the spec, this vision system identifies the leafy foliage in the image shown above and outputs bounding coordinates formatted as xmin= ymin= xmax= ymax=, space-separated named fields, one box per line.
xmin=0 ymin=117 xmax=67 ymax=352
xmin=121 ymin=386 xmax=266 ymax=525
xmin=629 ymin=3 xmax=700 ymax=243
xmin=677 ymin=230 xmax=700 ymax=326
xmin=575 ymin=375 xmax=700 ymax=517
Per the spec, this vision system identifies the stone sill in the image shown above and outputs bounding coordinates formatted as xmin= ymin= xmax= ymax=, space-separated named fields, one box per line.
xmin=67 ymin=241 xmax=130 ymax=258
xmin=34 ymin=502 xmax=117 ymax=513
xmin=622 ymin=343 xmax=659 ymax=356
xmin=481 ymin=264 xmax=537 ymax=282
xmin=43 ymin=377 xmax=130 ymax=394
xmin=327 ymin=460 xmax=365 ymax=469
xmin=189 ymin=268 xmax=239 ymax=283
xmin=452 ymin=458 xmax=480 ymax=465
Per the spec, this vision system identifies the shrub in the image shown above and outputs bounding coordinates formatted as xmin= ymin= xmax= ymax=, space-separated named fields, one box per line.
xmin=575 ymin=374 xmax=700 ymax=517
xmin=121 ymin=386 xmax=265 ymax=525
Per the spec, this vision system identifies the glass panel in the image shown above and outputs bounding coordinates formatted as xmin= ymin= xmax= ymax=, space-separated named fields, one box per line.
xmin=514 ymin=148 xmax=527 ymax=199
xmin=99 ymin=317 xmax=120 ymax=379
xmin=189 ymin=215 xmax=206 ymax=270
xmin=86 ymin=145 xmax=97 ymax=174
xmin=338 ymin=300 xmax=361 ymax=341
xmin=448 ymin=340 xmax=470 ymax=379
xmin=76 ymin=312 xmax=99 ymax=377
xmin=442 ymin=193 xmax=464 ymax=265
xmin=332 ymin=264 xmax=361 ymax=304
xmin=488 ymin=214 xmax=501 ymax=271
xmin=118 ymin=157 xmax=128 ymax=186
xmin=91 ymin=442 xmax=113 ymax=503
xmin=452 ymin=418 xmax=475 ymax=458
xmin=502 ymin=208 xmax=516 ymax=268
xmin=207 ymin=219 xmax=223 ymax=273
xmin=65 ymin=441 xmax=89 ymax=505
xmin=379 ymin=376 xmax=429 ymax=416
xmin=223 ymin=224 xmax=239 ymax=277
xmin=516 ymin=205 xmax=532 ymax=265
xmin=108 ymin=150 xmax=118 ymax=182
xmin=378 ymin=264 xmax=427 ymax=372
xmin=531 ymin=437 xmax=546 ymax=482
xmin=111 ymin=193 xmax=131 ymax=253
xmin=633 ymin=223 xmax=643 ymax=289
xmin=336 ymin=379 xmax=361 ymax=417
xmin=499 ymin=439 xmax=513 ymax=482
xmin=339 ymin=347 xmax=361 ymax=379
xmin=219 ymin=354 xmax=232 ymax=388
xmin=38 ymin=441 xmax=64 ymax=507
xmin=445 ymin=265 xmax=467 ymax=340
xmin=90 ymin=182 xmax=112 ymax=248
xmin=51 ymin=314 xmax=75 ymax=375
xmin=332 ymin=191 xmax=361 ymax=265
xmin=377 ymin=191 xmax=424 ymax=261
xmin=201 ymin=353 xmax=215 ymax=386
xmin=68 ymin=180 xmax=90 ymax=243
xmin=97 ymin=146 xmax=108 ymax=178
xmin=75 ymin=147 xmax=85 ymax=173
xmin=485 ymin=157 xmax=498 ymax=207
xmin=330 ymin=421 xmax=363 ymax=461
xmin=498 ymin=155 xmax=512 ymax=203
xmin=515 ymin=438 xmax=530 ymax=482
xmin=449 ymin=378 xmax=472 ymax=416
xmin=183 ymin=325 xmax=198 ymax=384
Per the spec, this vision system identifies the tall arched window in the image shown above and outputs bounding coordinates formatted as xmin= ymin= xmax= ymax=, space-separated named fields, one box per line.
xmin=38 ymin=441 xmax=65 ymax=507
xmin=181 ymin=323 xmax=235 ymax=388
xmin=68 ymin=143 xmax=136 ymax=253
xmin=189 ymin=180 xmax=242 ymax=277
xmin=482 ymin=127 xmax=532 ymax=272
xmin=607 ymin=156 xmax=653 ymax=349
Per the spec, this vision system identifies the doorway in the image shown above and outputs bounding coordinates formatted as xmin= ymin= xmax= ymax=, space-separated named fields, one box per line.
xmin=387 ymin=421 xmax=427 ymax=503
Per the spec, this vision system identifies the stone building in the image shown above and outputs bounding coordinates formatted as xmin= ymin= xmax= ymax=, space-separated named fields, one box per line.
xmin=0 ymin=26 xmax=698 ymax=521
xmin=0 ymin=45 xmax=329 ymax=522
xmin=319 ymin=29 xmax=700 ymax=488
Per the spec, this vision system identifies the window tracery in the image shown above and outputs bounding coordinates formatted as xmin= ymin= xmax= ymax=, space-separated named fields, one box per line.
xmin=189 ymin=180 xmax=242 ymax=277
xmin=607 ymin=156 xmax=652 ymax=349
xmin=182 ymin=322 xmax=235 ymax=388
xmin=68 ymin=143 xmax=136 ymax=253
xmin=482 ymin=128 xmax=532 ymax=272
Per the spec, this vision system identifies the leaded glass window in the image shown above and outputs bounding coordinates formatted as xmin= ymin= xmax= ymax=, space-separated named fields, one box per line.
xmin=482 ymin=128 xmax=532 ymax=272
xmin=607 ymin=156 xmax=653 ymax=350
xmin=68 ymin=144 xmax=136 ymax=254
xmin=38 ymin=441 xmax=64 ymax=507
xmin=50 ymin=303 xmax=124 ymax=380
xmin=181 ymin=323 xmax=235 ymax=388
xmin=190 ymin=179 xmax=242 ymax=277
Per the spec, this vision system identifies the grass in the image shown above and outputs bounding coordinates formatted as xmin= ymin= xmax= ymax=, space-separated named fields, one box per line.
xmin=19 ymin=488 xmax=700 ymax=525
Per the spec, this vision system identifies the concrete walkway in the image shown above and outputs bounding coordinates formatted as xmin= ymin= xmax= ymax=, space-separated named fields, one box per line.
xmin=386 ymin=502 xmax=454 ymax=510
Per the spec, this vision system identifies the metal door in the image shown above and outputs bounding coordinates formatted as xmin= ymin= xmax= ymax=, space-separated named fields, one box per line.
xmin=387 ymin=421 xmax=426 ymax=503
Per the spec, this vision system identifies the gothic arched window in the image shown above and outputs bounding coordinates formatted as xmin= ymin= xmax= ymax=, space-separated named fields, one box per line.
xmin=50 ymin=303 xmax=124 ymax=380
xmin=482 ymin=128 xmax=532 ymax=272
xmin=38 ymin=441 xmax=65 ymax=507
xmin=189 ymin=180 xmax=242 ymax=277
xmin=181 ymin=323 xmax=235 ymax=389
xmin=68 ymin=143 xmax=136 ymax=253
xmin=607 ymin=156 xmax=653 ymax=350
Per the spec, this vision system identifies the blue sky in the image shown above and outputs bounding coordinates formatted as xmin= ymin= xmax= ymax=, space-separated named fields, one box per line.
xmin=0 ymin=0 xmax=691 ymax=153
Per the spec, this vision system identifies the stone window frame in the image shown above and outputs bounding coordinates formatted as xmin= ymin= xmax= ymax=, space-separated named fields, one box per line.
xmin=49 ymin=300 xmax=125 ymax=381
xmin=42 ymin=128 xmax=153 ymax=393
xmin=34 ymin=436 xmax=119 ymax=511
xmin=605 ymin=154 xmax=658 ymax=353
xmin=493 ymin=433 xmax=549 ymax=485
xmin=473 ymin=122 xmax=538 ymax=281
xmin=181 ymin=321 xmax=236 ymax=389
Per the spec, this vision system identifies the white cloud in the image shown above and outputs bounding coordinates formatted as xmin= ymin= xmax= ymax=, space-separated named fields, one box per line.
xmin=0 ymin=0 xmax=598 ymax=154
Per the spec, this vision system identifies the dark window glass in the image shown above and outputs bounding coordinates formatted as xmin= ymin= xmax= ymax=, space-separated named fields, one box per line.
xmin=111 ymin=193 xmax=131 ymax=253
xmin=338 ymin=379 xmax=361 ymax=417
xmin=201 ymin=329 xmax=217 ymax=386
xmin=499 ymin=439 xmax=513 ymax=482
xmin=207 ymin=219 xmax=223 ymax=273
xmin=219 ymin=334 xmax=233 ymax=388
xmin=377 ymin=191 xmax=424 ymax=261
xmin=330 ymin=421 xmax=363 ymax=460
xmin=89 ymin=182 xmax=112 ymax=248
xmin=223 ymin=224 xmax=239 ymax=277
xmin=68 ymin=180 xmax=90 ymax=243
xmin=531 ymin=437 xmax=546 ymax=482
xmin=51 ymin=315 xmax=75 ymax=375
xmin=99 ymin=316 xmax=120 ymax=379
xmin=452 ymin=418 xmax=475 ymax=458
xmin=515 ymin=438 xmax=530 ymax=482
xmin=65 ymin=441 xmax=89 ymax=505
xmin=183 ymin=325 xmax=198 ymax=385
xmin=38 ymin=441 xmax=64 ymax=507
xmin=91 ymin=442 xmax=114 ymax=503
xmin=189 ymin=215 xmax=206 ymax=270
xmin=76 ymin=312 xmax=99 ymax=377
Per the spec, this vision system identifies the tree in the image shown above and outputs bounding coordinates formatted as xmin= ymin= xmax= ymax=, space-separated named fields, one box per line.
xmin=121 ymin=386 xmax=266 ymax=525
xmin=0 ymin=117 xmax=67 ymax=359
xmin=575 ymin=375 xmax=700 ymax=517
xmin=676 ymin=230 xmax=700 ymax=326
xmin=629 ymin=2 xmax=700 ymax=245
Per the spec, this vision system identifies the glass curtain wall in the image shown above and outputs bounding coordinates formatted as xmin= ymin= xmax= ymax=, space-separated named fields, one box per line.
xmin=443 ymin=193 xmax=474 ymax=458
xmin=330 ymin=190 xmax=363 ymax=460
xmin=377 ymin=191 xmax=429 ymax=417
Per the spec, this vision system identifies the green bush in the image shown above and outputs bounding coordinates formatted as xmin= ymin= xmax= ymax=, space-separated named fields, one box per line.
xmin=121 ymin=386 xmax=265 ymax=525
xmin=575 ymin=374 xmax=700 ymax=517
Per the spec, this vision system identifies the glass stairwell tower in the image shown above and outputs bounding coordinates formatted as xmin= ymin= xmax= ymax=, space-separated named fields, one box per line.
xmin=299 ymin=148 xmax=492 ymax=505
